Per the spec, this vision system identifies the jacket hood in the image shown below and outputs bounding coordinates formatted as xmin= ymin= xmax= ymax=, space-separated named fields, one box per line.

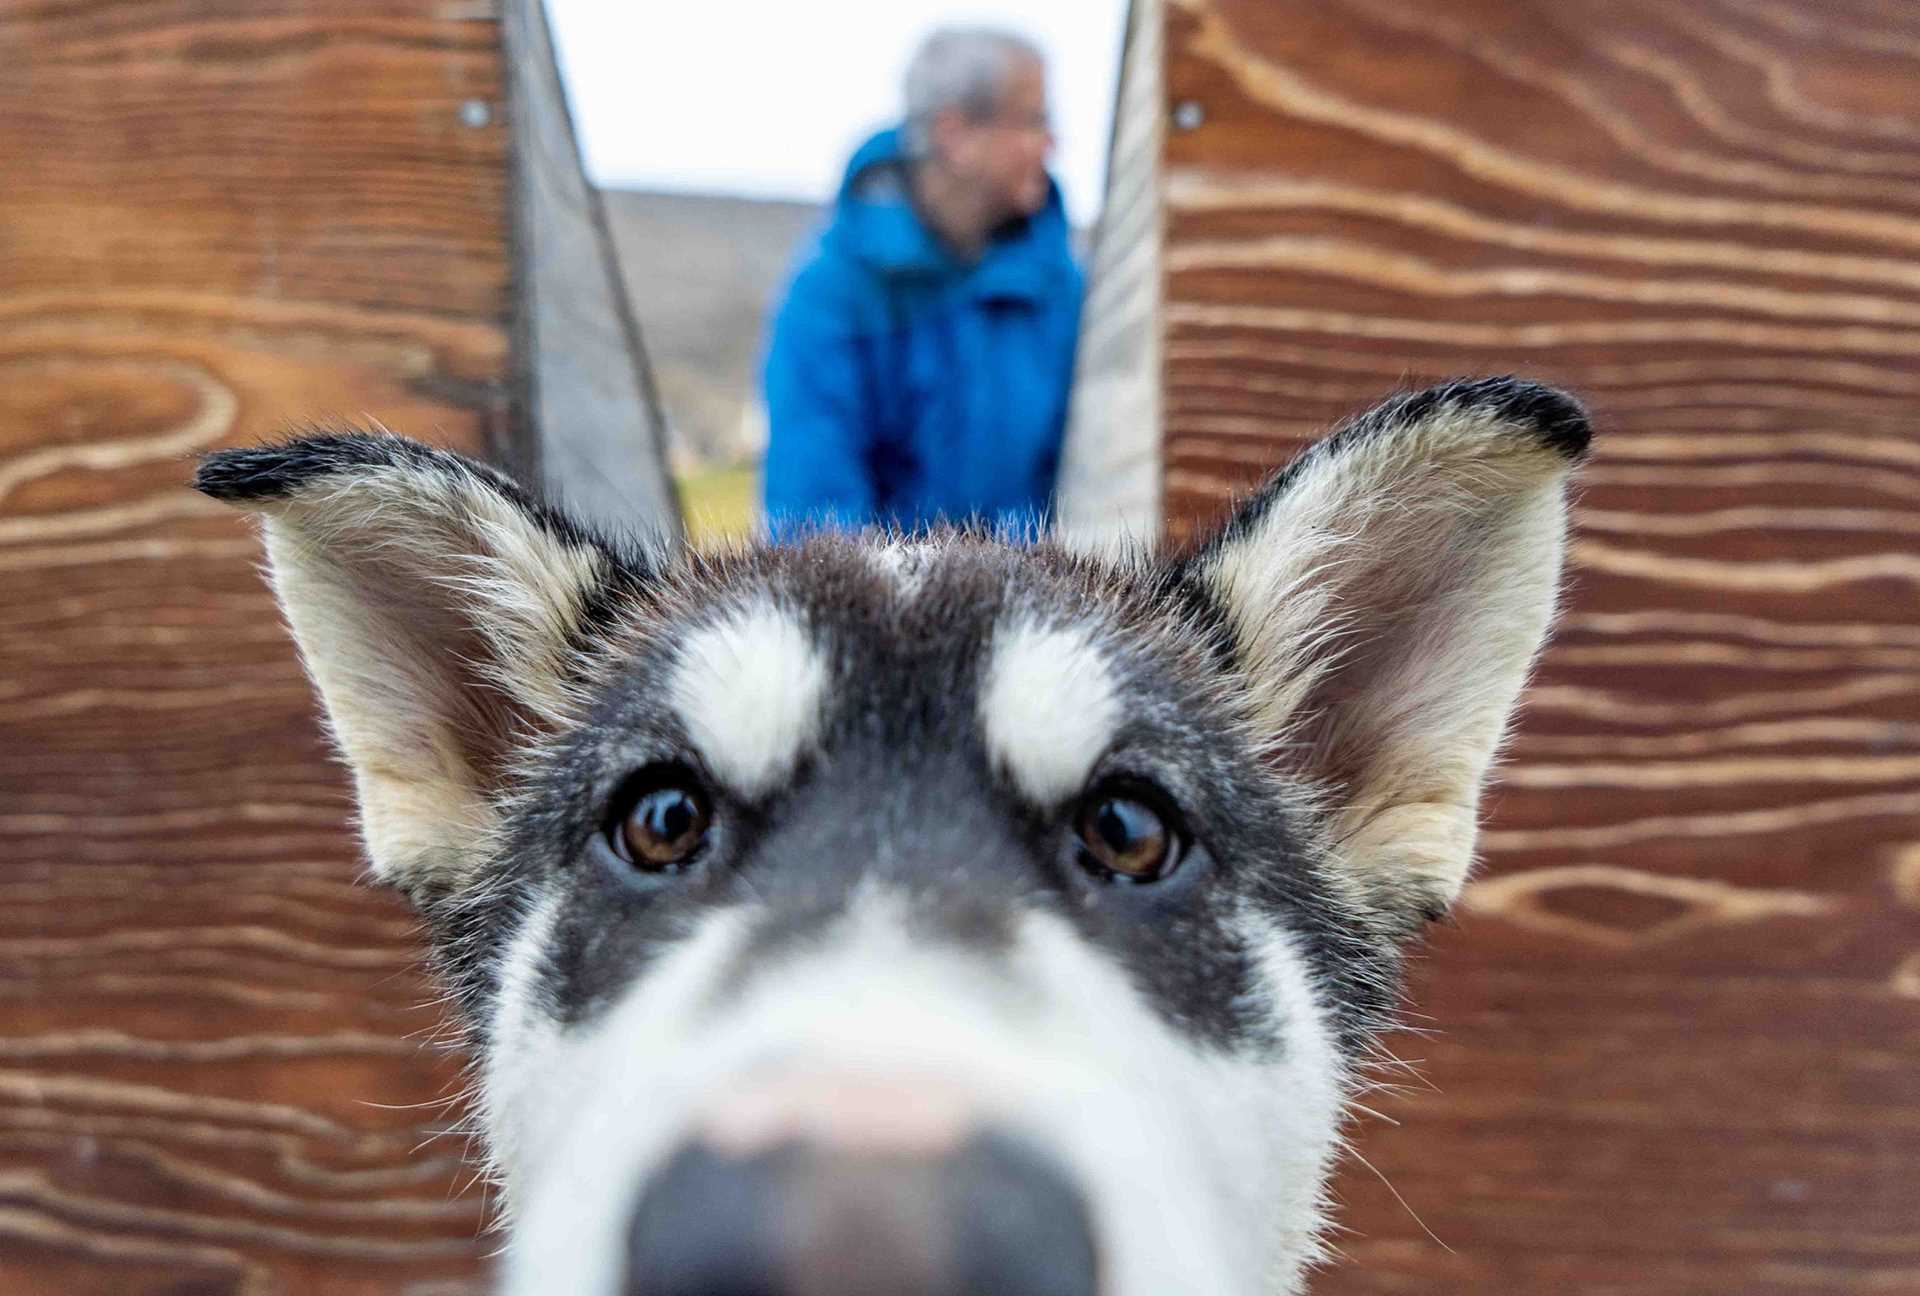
xmin=824 ymin=126 xmax=1073 ymax=302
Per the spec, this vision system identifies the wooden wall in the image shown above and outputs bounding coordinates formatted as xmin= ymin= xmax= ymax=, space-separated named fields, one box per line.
xmin=1159 ymin=0 xmax=1920 ymax=1291
xmin=7 ymin=0 xmax=1917 ymax=1292
xmin=0 ymin=2 xmax=503 ymax=1289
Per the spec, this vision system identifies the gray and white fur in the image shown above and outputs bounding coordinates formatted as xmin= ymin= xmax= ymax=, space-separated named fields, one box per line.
xmin=195 ymin=377 xmax=1590 ymax=1295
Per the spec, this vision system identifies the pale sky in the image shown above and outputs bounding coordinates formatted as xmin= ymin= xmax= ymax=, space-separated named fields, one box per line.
xmin=545 ymin=0 xmax=1127 ymax=225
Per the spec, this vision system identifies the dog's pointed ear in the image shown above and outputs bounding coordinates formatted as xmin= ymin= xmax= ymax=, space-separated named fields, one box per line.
xmin=195 ymin=433 xmax=648 ymax=896
xmin=1174 ymin=378 xmax=1589 ymax=923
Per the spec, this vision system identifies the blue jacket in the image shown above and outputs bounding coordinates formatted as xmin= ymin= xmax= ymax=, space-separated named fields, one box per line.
xmin=762 ymin=128 xmax=1083 ymax=537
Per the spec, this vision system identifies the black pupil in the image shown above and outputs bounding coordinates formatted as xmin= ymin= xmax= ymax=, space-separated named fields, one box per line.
xmin=642 ymin=790 xmax=696 ymax=845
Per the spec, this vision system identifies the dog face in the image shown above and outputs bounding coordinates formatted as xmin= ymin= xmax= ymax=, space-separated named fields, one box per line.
xmin=196 ymin=378 xmax=1587 ymax=1295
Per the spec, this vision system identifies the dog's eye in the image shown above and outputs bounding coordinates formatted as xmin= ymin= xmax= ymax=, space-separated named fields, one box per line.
xmin=1074 ymin=791 xmax=1181 ymax=883
xmin=610 ymin=773 xmax=711 ymax=871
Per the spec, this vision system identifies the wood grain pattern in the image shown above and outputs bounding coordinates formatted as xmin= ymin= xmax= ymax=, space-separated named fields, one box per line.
xmin=1161 ymin=1 xmax=1920 ymax=1291
xmin=0 ymin=2 xmax=504 ymax=1290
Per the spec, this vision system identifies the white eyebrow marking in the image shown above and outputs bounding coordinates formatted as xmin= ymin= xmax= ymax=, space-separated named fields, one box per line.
xmin=978 ymin=619 xmax=1121 ymax=805
xmin=671 ymin=600 xmax=828 ymax=797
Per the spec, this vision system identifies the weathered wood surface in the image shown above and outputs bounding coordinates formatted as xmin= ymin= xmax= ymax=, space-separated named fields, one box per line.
xmin=1057 ymin=0 xmax=1166 ymax=545
xmin=0 ymin=1 xmax=505 ymax=1290
xmin=1161 ymin=0 xmax=1920 ymax=1292
xmin=505 ymin=0 xmax=680 ymax=538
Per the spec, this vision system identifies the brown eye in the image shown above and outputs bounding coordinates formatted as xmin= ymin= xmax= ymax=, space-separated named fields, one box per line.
xmin=1075 ymin=792 xmax=1180 ymax=883
xmin=613 ymin=777 xmax=711 ymax=871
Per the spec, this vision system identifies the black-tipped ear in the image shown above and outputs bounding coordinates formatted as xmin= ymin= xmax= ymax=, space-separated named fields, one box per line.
xmin=196 ymin=431 xmax=641 ymax=895
xmin=1175 ymin=377 xmax=1589 ymax=922
xmin=197 ymin=433 xmax=489 ymax=502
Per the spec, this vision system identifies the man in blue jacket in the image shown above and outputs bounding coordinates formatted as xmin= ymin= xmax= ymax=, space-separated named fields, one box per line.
xmin=762 ymin=27 xmax=1083 ymax=537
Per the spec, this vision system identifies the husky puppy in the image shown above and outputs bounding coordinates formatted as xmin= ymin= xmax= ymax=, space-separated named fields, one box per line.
xmin=195 ymin=377 xmax=1587 ymax=1296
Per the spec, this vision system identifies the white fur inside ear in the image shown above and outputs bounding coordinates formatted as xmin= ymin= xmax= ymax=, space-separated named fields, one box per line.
xmin=672 ymin=602 xmax=828 ymax=798
xmin=1191 ymin=397 xmax=1579 ymax=908
xmin=978 ymin=621 xmax=1121 ymax=805
xmin=253 ymin=467 xmax=606 ymax=887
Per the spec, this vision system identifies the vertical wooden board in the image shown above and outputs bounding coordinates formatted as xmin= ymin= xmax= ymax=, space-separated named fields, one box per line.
xmin=505 ymin=0 xmax=680 ymax=538
xmin=0 ymin=2 xmax=506 ymax=1290
xmin=1160 ymin=1 xmax=1920 ymax=1292
xmin=1057 ymin=0 xmax=1167 ymax=544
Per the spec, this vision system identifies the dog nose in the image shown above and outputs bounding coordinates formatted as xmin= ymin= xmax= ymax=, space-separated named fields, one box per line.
xmin=624 ymin=1129 xmax=1099 ymax=1296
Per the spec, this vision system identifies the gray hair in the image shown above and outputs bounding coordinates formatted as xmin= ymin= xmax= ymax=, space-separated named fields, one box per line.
xmin=902 ymin=26 xmax=1044 ymax=156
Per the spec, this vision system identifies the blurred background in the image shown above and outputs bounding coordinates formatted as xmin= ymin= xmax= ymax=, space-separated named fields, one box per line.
xmin=544 ymin=0 xmax=1125 ymax=541
xmin=2 ymin=0 xmax=1917 ymax=1292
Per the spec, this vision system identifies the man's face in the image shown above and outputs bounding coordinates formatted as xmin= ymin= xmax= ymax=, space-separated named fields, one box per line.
xmin=939 ymin=57 xmax=1053 ymax=221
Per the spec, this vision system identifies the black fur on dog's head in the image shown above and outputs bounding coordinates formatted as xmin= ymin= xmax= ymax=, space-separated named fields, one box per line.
xmin=197 ymin=377 xmax=1588 ymax=1296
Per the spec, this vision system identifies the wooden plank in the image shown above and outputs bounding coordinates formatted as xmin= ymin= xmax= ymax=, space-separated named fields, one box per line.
xmin=0 ymin=2 xmax=503 ymax=1289
xmin=1057 ymin=0 xmax=1167 ymax=544
xmin=1160 ymin=1 xmax=1920 ymax=1291
xmin=504 ymin=0 xmax=681 ymax=538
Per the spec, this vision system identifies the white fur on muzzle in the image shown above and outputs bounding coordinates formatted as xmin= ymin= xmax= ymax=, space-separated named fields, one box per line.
xmin=486 ymin=892 xmax=1346 ymax=1296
